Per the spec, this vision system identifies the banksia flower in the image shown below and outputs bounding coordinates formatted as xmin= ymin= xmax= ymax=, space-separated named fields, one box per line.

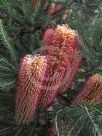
xmin=40 ymin=56 xmax=71 ymax=108
xmin=43 ymin=25 xmax=81 ymax=65
xmin=40 ymin=25 xmax=82 ymax=108
xmin=15 ymin=54 xmax=48 ymax=125
xmin=43 ymin=25 xmax=80 ymax=65
xmin=71 ymin=74 xmax=102 ymax=106
xmin=43 ymin=25 xmax=80 ymax=51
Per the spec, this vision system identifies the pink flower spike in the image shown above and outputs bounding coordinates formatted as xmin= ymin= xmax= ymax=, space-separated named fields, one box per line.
xmin=15 ymin=54 xmax=48 ymax=125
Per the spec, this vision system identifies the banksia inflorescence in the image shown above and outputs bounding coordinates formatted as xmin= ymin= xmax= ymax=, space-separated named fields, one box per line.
xmin=43 ymin=25 xmax=80 ymax=51
xmin=71 ymin=74 xmax=102 ymax=106
xmin=15 ymin=54 xmax=48 ymax=125
xmin=40 ymin=25 xmax=82 ymax=108
xmin=39 ymin=55 xmax=71 ymax=109
xmin=15 ymin=25 xmax=83 ymax=124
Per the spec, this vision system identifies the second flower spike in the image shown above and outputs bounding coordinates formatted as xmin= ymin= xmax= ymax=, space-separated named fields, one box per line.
xmin=40 ymin=25 xmax=82 ymax=108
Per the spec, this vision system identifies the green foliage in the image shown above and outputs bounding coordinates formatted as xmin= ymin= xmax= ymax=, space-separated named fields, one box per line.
xmin=0 ymin=58 xmax=16 ymax=88
xmin=54 ymin=103 xmax=102 ymax=136
xmin=0 ymin=20 xmax=17 ymax=89
xmin=0 ymin=20 xmax=17 ymax=65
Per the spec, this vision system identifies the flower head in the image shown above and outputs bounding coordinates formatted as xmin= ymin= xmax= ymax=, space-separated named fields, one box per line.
xmin=39 ymin=55 xmax=71 ymax=108
xmin=40 ymin=25 xmax=82 ymax=108
xmin=43 ymin=25 xmax=80 ymax=51
xmin=15 ymin=54 xmax=48 ymax=125
xmin=71 ymin=74 xmax=102 ymax=105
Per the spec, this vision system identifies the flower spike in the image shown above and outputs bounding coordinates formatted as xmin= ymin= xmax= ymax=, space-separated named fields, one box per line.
xmin=71 ymin=74 xmax=102 ymax=105
xmin=15 ymin=54 xmax=48 ymax=125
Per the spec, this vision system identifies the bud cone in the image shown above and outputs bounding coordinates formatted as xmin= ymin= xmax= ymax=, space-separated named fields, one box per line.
xmin=15 ymin=54 xmax=48 ymax=125
xmin=71 ymin=74 xmax=102 ymax=105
